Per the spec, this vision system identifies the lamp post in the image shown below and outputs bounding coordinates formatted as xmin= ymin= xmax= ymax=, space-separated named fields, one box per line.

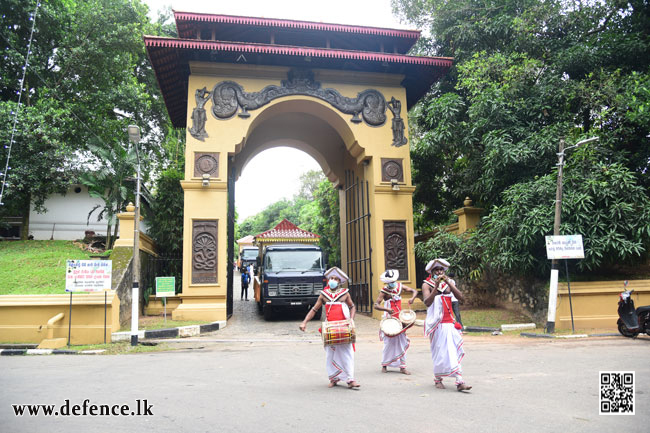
xmin=127 ymin=125 xmax=142 ymax=346
xmin=545 ymin=136 xmax=598 ymax=333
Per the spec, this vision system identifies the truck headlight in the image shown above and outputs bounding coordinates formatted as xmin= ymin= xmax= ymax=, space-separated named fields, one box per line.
xmin=312 ymin=286 xmax=321 ymax=295
xmin=268 ymin=284 xmax=278 ymax=297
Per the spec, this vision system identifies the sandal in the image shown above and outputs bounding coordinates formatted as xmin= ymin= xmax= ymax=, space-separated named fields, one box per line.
xmin=457 ymin=383 xmax=472 ymax=392
xmin=347 ymin=381 xmax=361 ymax=389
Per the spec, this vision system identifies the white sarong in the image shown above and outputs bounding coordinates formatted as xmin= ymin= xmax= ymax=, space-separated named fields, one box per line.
xmin=379 ymin=299 xmax=409 ymax=368
xmin=325 ymin=343 xmax=355 ymax=382
xmin=424 ymin=294 xmax=465 ymax=384
xmin=324 ymin=301 xmax=354 ymax=382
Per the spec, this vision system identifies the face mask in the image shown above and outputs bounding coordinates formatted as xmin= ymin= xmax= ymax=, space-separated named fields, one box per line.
xmin=328 ymin=279 xmax=339 ymax=289
xmin=388 ymin=282 xmax=397 ymax=289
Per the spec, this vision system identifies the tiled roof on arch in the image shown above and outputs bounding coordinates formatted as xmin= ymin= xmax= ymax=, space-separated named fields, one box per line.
xmin=144 ymin=11 xmax=453 ymax=128
xmin=173 ymin=11 xmax=421 ymax=47
xmin=255 ymin=219 xmax=320 ymax=244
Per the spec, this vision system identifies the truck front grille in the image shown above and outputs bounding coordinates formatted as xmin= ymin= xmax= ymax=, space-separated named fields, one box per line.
xmin=278 ymin=283 xmax=314 ymax=296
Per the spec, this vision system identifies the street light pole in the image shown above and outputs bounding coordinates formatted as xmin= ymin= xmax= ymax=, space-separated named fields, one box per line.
xmin=127 ymin=125 xmax=141 ymax=346
xmin=545 ymin=136 xmax=598 ymax=333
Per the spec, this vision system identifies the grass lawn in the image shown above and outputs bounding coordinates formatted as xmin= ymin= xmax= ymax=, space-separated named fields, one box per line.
xmin=458 ymin=308 xmax=535 ymax=328
xmin=0 ymin=240 xmax=94 ymax=295
xmin=63 ymin=341 xmax=174 ymax=355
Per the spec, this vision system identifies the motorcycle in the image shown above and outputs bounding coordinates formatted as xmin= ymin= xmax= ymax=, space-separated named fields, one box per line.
xmin=617 ymin=281 xmax=650 ymax=338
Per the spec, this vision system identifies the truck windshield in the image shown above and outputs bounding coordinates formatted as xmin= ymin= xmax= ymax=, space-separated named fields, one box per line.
xmin=265 ymin=250 xmax=322 ymax=272
xmin=241 ymin=249 xmax=257 ymax=260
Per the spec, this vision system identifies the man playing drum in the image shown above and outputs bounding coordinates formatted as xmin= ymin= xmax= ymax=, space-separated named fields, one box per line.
xmin=299 ymin=267 xmax=361 ymax=389
xmin=422 ymin=259 xmax=472 ymax=392
xmin=374 ymin=269 xmax=418 ymax=375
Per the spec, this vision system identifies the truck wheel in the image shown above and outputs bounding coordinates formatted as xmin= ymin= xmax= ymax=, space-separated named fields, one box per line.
xmin=263 ymin=305 xmax=274 ymax=321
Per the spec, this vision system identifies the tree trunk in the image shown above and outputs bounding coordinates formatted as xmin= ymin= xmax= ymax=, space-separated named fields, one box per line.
xmin=112 ymin=217 xmax=119 ymax=250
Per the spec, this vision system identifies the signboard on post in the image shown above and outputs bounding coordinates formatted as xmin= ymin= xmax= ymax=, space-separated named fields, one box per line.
xmin=156 ymin=277 xmax=176 ymax=298
xmin=545 ymin=235 xmax=585 ymax=260
xmin=65 ymin=260 xmax=112 ymax=292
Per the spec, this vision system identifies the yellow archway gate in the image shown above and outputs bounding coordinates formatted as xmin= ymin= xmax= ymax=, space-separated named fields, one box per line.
xmin=145 ymin=11 xmax=452 ymax=323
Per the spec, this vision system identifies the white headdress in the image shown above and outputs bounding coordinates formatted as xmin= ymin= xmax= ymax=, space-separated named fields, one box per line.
xmin=380 ymin=269 xmax=399 ymax=283
xmin=324 ymin=267 xmax=349 ymax=285
xmin=425 ymin=258 xmax=450 ymax=273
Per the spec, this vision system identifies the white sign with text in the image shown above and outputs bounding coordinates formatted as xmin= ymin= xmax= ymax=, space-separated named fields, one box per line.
xmin=65 ymin=260 xmax=112 ymax=292
xmin=545 ymin=235 xmax=585 ymax=260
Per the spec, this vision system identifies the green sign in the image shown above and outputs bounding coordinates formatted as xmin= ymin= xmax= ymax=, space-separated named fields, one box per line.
xmin=156 ymin=277 xmax=176 ymax=297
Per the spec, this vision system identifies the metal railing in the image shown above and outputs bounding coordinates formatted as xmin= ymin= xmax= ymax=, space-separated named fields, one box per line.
xmin=344 ymin=170 xmax=372 ymax=313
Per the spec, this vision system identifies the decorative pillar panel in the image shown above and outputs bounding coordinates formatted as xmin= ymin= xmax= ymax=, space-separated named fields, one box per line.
xmin=383 ymin=220 xmax=408 ymax=280
xmin=191 ymin=220 xmax=218 ymax=284
xmin=381 ymin=158 xmax=404 ymax=182
xmin=194 ymin=152 xmax=219 ymax=178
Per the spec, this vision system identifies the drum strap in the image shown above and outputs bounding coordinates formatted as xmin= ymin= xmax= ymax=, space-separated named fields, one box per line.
xmin=443 ymin=296 xmax=462 ymax=330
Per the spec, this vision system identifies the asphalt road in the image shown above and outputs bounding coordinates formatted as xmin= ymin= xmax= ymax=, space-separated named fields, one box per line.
xmin=2 ymin=276 xmax=648 ymax=433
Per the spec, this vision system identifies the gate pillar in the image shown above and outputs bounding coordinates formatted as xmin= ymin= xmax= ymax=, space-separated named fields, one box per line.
xmin=172 ymin=175 xmax=228 ymax=323
xmin=340 ymin=153 xmax=419 ymax=320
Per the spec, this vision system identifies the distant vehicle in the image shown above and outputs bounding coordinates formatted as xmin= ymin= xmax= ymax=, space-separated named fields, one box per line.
xmin=256 ymin=244 xmax=326 ymax=321
xmin=239 ymin=247 xmax=258 ymax=272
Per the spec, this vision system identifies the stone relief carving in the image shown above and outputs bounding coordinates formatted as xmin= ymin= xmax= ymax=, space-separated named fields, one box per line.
xmin=387 ymin=96 xmax=408 ymax=147
xmin=383 ymin=221 xmax=408 ymax=280
xmin=381 ymin=158 xmax=404 ymax=182
xmin=202 ymin=68 xmax=387 ymax=126
xmin=188 ymin=87 xmax=210 ymax=141
xmin=194 ymin=152 xmax=219 ymax=178
xmin=192 ymin=220 xmax=218 ymax=284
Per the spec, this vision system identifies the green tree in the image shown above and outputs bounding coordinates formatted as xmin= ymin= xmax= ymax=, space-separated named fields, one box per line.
xmin=148 ymin=167 xmax=184 ymax=256
xmin=394 ymin=0 xmax=650 ymax=273
xmin=0 ymin=0 xmax=176 ymax=236
xmin=80 ymin=142 xmax=139 ymax=248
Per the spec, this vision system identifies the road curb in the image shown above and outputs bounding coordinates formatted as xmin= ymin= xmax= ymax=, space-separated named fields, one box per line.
xmin=521 ymin=332 xmax=621 ymax=339
xmin=112 ymin=320 xmax=226 ymax=342
xmin=0 ymin=349 xmax=106 ymax=356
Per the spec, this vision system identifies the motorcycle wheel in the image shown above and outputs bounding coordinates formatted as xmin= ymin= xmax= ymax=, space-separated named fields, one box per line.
xmin=617 ymin=319 xmax=639 ymax=338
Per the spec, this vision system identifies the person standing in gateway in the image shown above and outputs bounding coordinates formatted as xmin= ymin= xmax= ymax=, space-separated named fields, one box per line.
xmin=299 ymin=267 xmax=360 ymax=389
xmin=240 ymin=267 xmax=250 ymax=301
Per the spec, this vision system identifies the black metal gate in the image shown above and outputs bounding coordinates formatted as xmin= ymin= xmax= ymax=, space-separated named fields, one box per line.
xmin=141 ymin=254 xmax=183 ymax=299
xmin=344 ymin=170 xmax=372 ymax=313
xmin=226 ymin=156 xmax=235 ymax=318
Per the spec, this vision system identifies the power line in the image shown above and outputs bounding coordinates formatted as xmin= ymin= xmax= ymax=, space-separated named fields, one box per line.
xmin=0 ymin=1 xmax=41 ymax=206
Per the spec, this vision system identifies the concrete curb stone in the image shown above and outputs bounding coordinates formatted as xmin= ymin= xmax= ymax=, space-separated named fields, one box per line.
xmin=0 ymin=321 xmax=225 ymax=355
xmin=0 ymin=349 xmax=106 ymax=356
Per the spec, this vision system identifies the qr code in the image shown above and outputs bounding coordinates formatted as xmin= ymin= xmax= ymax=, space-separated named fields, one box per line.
xmin=600 ymin=371 xmax=635 ymax=415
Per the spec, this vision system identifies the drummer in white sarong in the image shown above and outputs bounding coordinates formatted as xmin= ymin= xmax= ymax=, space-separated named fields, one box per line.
xmin=374 ymin=269 xmax=418 ymax=375
xmin=422 ymin=259 xmax=472 ymax=392
xmin=299 ymin=267 xmax=361 ymax=389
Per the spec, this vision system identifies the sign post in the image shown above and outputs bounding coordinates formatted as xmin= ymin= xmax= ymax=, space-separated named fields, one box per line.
xmin=156 ymin=277 xmax=175 ymax=324
xmin=65 ymin=260 xmax=112 ymax=345
xmin=545 ymin=235 xmax=584 ymax=332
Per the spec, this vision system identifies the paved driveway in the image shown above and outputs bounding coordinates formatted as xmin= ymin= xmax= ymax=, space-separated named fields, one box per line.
xmin=2 ymin=275 xmax=648 ymax=433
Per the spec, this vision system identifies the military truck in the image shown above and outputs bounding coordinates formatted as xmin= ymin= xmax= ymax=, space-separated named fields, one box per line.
xmin=256 ymin=244 xmax=326 ymax=321
xmin=239 ymin=246 xmax=258 ymax=272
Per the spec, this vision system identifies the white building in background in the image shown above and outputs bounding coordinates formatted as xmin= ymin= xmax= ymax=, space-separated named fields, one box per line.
xmin=27 ymin=185 xmax=107 ymax=240
xmin=0 ymin=184 xmax=150 ymax=241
